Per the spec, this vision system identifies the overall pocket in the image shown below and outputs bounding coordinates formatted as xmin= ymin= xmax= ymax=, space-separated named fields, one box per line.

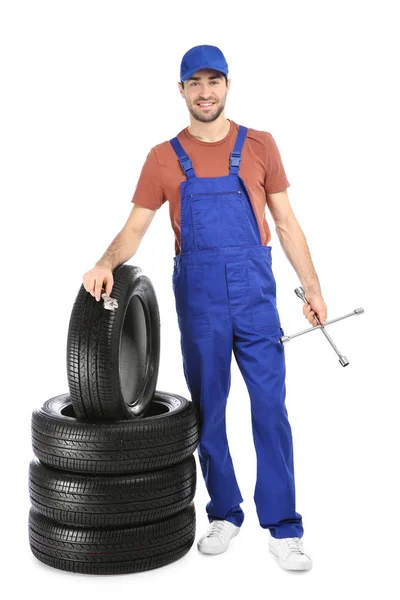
xmin=247 ymin=259 xmax=281 ymax=332
xmin=173 ymin=264 xmax=211 ymax=339
xmin=190 ymin=190 xmax=248 ymax=251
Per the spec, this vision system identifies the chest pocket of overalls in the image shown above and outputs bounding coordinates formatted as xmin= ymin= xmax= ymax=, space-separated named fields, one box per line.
xmin=190 ymin=190 xmax=249 ymax=251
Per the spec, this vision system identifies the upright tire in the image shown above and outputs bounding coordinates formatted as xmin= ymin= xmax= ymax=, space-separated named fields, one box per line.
xmin=67 ymin=264 xmax=161 ymax=420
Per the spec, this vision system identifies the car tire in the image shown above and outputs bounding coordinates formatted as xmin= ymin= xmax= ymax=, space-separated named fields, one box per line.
xmin=67 ymin=264 xmax=160 ymax=420
xmin=31 ymin=392 xmax=199 ymax=474
xmin=28 ymin=454 xmax=196 ymax=527
xmin=29 ymin=502 xmax=195 ymax=574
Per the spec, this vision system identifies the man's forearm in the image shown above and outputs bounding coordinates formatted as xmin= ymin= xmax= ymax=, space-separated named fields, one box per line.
xmin=275 ymin=216 xmax=322 ymax=294
xmin=96 ymin=227 xmax=142 ymax=270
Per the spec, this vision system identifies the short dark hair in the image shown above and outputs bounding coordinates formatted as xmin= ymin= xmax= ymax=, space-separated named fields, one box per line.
xmin=181 ymin=74 xmax=228 ymax=88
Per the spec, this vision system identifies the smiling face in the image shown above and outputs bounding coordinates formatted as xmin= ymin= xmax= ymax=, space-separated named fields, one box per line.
xmin=178 ymin=68 xmax=230 ymax=123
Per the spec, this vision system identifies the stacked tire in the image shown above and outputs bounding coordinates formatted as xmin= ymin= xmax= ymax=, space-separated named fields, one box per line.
xmin=28 ymin=264 xmax=200 ymax=574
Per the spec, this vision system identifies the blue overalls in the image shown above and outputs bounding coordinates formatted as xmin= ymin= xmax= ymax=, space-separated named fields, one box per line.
xmin=170 ymin=125 xmax=304 ymax=539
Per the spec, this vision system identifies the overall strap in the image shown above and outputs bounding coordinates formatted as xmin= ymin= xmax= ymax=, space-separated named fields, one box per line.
xmin=169 ymin=137 xmax=196 ymax=179
xmin=170 ymin=124 xmax=248 ymax=178
xmin=229 ymin=125 xmax=248 ymax=174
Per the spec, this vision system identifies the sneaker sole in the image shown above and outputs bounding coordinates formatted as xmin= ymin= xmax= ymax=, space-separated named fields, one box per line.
xmin=269 ymin=545 xmax=313 ymax=571
xmin=197 ymin=526 xmax=240 ymax=554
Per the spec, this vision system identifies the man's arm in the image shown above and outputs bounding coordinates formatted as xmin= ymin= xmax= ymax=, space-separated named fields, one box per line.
xmin=125 ymin=203 xmax=157 ymax=236
xmin=266 ymin=189 xmax=321 ymax=295
xmin=96 ymin=204 xmax=157 ymax=269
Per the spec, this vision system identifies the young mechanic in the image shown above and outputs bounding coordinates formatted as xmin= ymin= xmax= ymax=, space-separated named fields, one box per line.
xmin=85 ymin=44 xmax=327 ymax=572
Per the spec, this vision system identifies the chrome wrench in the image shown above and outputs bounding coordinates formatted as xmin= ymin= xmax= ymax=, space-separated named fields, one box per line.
xmin=293 ymin=286 xmax=349 ymax=367
xmin=279 ymin=308 xmax=364 ymax=343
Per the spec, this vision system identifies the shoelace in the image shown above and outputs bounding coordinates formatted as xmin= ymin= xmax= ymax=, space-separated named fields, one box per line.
xmin=281 ymin=537 xmax=305 ymax=559
xmin=205 ymin=520 xmax=228 ymax=541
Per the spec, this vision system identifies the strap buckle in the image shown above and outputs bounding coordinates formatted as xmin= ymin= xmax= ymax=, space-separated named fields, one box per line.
xmin=230 ymin=152 xmax=241 ymax=168
xmin=180 ymin=155 xmax=193 ymax=173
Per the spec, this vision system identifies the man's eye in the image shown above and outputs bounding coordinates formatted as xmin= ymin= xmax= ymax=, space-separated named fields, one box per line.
xmin=190 ymin=81 xmax=218 ymax=86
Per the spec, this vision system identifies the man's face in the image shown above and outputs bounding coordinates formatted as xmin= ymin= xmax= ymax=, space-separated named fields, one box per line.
xmin=179 ymin=68 xmax=230 ymax=123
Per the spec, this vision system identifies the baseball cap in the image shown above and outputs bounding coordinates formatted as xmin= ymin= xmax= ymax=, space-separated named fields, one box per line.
xmin=180 ymin=45 xmax=228 ymax=81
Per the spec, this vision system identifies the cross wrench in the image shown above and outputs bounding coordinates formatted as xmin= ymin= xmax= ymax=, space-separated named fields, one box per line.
xmin=279 ymin=308 xmax=364 ymax=343
xmin=294 ymin=286 xmax=349 ymax=367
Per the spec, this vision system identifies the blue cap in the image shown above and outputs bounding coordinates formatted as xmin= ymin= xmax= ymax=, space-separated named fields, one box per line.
xmin=180 ymin=45 xmax=228 ymax=82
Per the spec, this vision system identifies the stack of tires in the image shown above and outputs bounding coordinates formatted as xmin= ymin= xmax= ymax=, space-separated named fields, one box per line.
xmin=28 ymin=264 xmax=200 ymax=574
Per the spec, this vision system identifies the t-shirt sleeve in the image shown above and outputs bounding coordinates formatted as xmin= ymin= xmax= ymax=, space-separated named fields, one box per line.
xmin=263 ymin=132 xmax=291 ymax=194
xmin=131 ymin=147 xmax=167 ymax=210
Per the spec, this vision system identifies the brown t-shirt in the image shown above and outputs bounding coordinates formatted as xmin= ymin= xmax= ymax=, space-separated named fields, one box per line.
xmin=131 ymin=119 xmax=290 ymax=256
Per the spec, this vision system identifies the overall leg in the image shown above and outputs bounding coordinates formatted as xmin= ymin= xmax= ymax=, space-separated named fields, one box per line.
xmin=175 ymin=263 xmax=245 ymax=527
xmin=232 ymin=324 xmax=303 ymax=538
xmin=227 ymin=257 xmax=304 ymax=538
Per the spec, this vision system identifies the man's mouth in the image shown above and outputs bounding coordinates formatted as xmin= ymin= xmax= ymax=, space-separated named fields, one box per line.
xmin=197 ymin=102 xmax=215 ymax=110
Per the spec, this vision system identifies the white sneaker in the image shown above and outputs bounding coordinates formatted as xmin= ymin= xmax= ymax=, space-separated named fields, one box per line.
xmin=197 ymin=519 xmax=241 ymax=554
xmin=269 ymin=536 xmax=313 ymax=571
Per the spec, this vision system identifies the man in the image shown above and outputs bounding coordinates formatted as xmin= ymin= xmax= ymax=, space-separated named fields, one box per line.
xmin=83 ymin=45 xmax=327 ymax=572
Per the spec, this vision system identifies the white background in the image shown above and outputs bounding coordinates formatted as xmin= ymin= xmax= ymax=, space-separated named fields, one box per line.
xmin=1 ymin=0 xmax=399 ymax=597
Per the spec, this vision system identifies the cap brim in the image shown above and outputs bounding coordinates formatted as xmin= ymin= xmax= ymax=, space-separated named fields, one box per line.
xmin=181 ymin=64 xmax=227 ymax=81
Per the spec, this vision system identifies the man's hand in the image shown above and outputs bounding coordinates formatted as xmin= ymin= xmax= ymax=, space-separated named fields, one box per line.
xmin=303 ymin=291 xmax=327 ymax=327
xmin=83 ymin=265 xmax=114 ymax=301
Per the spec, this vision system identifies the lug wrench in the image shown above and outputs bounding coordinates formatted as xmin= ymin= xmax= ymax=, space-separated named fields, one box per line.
xmin=279 ymin=308 xmax=364 ymax=343
xmin=291 ymin=286 xmax=350 ymax=367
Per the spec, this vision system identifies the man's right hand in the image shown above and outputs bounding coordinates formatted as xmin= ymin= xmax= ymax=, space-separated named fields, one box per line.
xmin=83 ymin=264 xmax=114 ymax=301
xmin=302 ymin=290 xmax=327 ymax=327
